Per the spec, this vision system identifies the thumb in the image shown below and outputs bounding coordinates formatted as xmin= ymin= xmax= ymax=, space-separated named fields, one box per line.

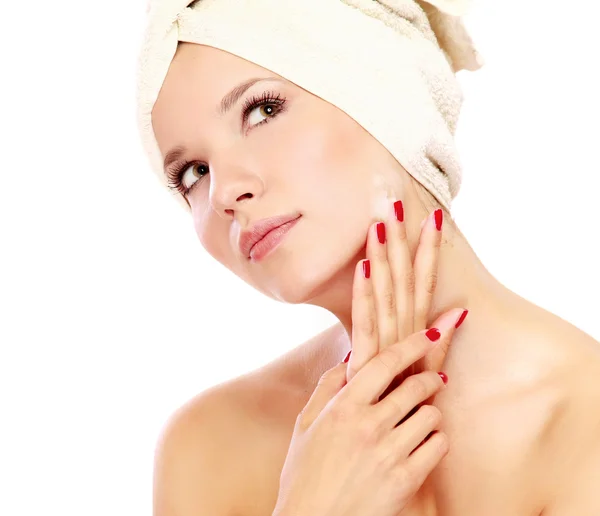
xmin=423 ymin=308 xmax=468 ymax=372
xmin=296 ymin=361 xmax=348 ymax=429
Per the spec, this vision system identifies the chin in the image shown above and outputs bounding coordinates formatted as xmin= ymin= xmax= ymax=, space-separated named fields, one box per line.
xmin=257 ymin=246 xmax=362 ymax=308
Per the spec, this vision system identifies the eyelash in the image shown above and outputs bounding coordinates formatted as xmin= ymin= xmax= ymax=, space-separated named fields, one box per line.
xmin=166 ymin=90 xmax=287 ymax=197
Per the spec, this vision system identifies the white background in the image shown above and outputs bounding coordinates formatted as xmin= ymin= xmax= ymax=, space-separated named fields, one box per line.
xmin=1 ymin=1 xmax=598 ymax=515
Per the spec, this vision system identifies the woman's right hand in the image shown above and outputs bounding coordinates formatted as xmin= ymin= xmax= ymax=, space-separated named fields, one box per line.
xmin=273 ymin=310 xmax=463 ymax=516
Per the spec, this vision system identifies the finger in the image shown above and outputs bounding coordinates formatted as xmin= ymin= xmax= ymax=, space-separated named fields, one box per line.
xmin=378 ymin=307 xmax=463 ymax=402
xmin=402 ymin=431 xmax=449 ymax=483
xmin=347 ymin=258 xmax=377 ymax=383
xmin=421 ymin=308 xmax=468 ymax=374
xmin=297 ymin=362 xmax=348 ymax=430
xmin=367 ymin=221 xmax=397 ymax=351
xmin=386 ymin=199 xmax=415 ymax=343
xmin=345 ymin=325 xmax=442 ymax=405
xmin=413 ymin=209 xmax=443 ymax=332
xmin=388 ymin=404 xmax=443 ymax=459
xmin=374 ymin=371 xmax=446 ymax=429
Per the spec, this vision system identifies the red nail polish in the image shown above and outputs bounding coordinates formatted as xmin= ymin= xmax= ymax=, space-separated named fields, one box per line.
xmin=426 ymin=328 xmax=441 ymax=341
xmin=434 ymin=209 xmax=443 ymax=231
xmin=376 ymin=222 xmax=386 ymax=244
xmin=455 ymin=309 xmax=468 ymax=328
xmin=362 ymin=259 xmax=371 ymax=279
xmin=343 ymin=350 xmax=352 ymax=363
xmin=438 ymin=372 xmax=448 ymax=384
xmin=394 ymin=200 xmax=404 ymax=222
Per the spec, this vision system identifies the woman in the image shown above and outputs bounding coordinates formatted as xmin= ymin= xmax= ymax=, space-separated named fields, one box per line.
xmin=138 ymin=1 xmax=600 ymax=515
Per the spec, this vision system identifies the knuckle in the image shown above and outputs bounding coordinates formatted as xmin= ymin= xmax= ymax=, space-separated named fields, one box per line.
xmin=329 ymin=402 xmax=353 ymax=426
xmin=383 ymin=289 xmax=396 ymax=314
xmin=418 ymin=405 xmax=442 ymax=426
xmin=315 ymin=373 xmax=335 ymax=393
xmin=318 ymin=368 xmax=336 ymax=384
xmin=295 ymin=409 xmax=311 ymax=432
xmin=395 ymin=225 xmax=408 ymax=242
xmin=424 ymin=272 xmax=438 ymax=295
xmin=376 ymin=348 xmax=403 ymax=374
xmin=404 ymin=376 xmax=428 ymax=400
xmin=356 ymin=313 xmax=377 ymax=339
xmin=433 ymin=431 xmax=450 ymax=454
xmin=386 ymin=387 xmax=407 ymax=414
xmin=357 ymin=415 xmax=380 ymax=445
xmin=405 ymin=270 xmax=416 ymax=295
xmin=375 ymin=445 xmax=396 ymax=471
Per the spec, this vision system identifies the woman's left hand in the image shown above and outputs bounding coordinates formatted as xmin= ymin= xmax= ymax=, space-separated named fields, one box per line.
xmin=346 ymin=200 xmax=468 ymax=397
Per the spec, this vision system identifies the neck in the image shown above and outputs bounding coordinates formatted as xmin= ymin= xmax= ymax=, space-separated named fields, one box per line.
xmin=305 ymin=212 xmax=521 ymax=355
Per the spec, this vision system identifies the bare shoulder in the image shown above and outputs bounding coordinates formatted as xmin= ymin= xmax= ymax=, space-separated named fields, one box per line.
xmin=535 ymin=328 xmax=600 ymax=513
xmin=512 ymin=318 xmax=600 ymax=483
xmin=433 ymin=314 xmax=600 ymax=515
xmin=478 ymin=312 xmax=600 ymax=513
xmin=153 ymin=323 xmax=345 ymax=516
xmin=152 ymin=377 xmax=261 ymax=516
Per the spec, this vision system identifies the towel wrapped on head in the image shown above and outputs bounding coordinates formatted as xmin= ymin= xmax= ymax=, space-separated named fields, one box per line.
xmin=136 ymin=0 xmax=483 ymax=214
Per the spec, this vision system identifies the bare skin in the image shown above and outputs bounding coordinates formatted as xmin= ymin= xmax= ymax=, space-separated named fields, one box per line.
xmin=150 ymin=43 xmax=600 ymax=515
xmin=154 ymin=308 xmax=600 ymax=516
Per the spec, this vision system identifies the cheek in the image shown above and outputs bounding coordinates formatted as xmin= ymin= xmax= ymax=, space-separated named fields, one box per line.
xmin=193 ymin=210 xmax=232 ymax=265
xmin=296 ymin=115 xmax=354 ymax=165
xmin=290 ymin=119 xmax=375 ymax=205
xmin=272 ymin=115 xmax=366 ymax=192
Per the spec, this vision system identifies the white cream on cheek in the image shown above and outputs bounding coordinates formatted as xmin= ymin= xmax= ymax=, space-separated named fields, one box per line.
xmin=371 ymin=173 xmax=397 ymax=221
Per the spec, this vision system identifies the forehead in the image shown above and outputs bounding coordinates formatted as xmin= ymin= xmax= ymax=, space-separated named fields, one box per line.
xmin=151 ymin=43 xmax=277 ymax=154
xmin=167 ymin=43 xmax=269 ymax=93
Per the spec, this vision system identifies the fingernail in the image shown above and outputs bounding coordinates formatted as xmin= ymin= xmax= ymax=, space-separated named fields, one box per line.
xmin=434 ymin=209 xmax=443 ymax=231
xmin=376 ymin=222 xmax=386 ymax=244
xmin=393 ymin=200 xmax=404 ymax=222
xmin=426 ymin=328 xmax=441 ymax=341
xmin=343 ymin=350 xmax=352 ymax=363
xmin=438 ymin=372 xmax=449 ymax=384
xmin=362 ymin=259 xmax=371 ymax=279
xmin=455 ymin=309 xmax=468 ymax=328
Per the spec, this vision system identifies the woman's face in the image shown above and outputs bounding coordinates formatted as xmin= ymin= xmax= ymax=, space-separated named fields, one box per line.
xmin=152 ymin=43 xmax=407 ymax=304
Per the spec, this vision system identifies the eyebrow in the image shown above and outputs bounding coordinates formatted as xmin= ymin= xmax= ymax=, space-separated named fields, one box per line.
xmin=162 ymin=77 xmax=282 ymax=175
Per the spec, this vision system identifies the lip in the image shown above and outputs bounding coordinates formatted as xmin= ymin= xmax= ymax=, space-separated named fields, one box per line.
xmin=239 ymin=213 xmax=302 ymax=261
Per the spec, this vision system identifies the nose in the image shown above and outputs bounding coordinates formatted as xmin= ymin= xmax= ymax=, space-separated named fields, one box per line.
xmin=208 ymin=157 xmax=265 ymax=219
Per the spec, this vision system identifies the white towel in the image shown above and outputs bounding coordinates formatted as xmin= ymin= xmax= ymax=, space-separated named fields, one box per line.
xmin=136 ymin=0 xmax=483 ymax=214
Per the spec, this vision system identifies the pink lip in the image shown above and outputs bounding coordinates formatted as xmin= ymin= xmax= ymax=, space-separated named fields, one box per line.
xmin=249 ymin=217 xmax=301 ymax=262
xmin=239 ymin=213 xmax=301 ymax=261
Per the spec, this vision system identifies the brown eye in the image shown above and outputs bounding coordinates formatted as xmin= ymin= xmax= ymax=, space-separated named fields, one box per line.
xmin=182 ymin=163 xmax=209 ymax=191
xmin=247 ymin=103 xmax=280 ymax=127
xmin=261 ymin=105 xmax=276 ymax=116
xmin=240 ymin=91 xmax=287 ymax=128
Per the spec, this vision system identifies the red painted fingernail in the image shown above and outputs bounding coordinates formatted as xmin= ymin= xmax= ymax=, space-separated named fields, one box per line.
xmin=343 ymin=350 xmax=352 ymax=363
xmin=394 ymin=200 xmax=404 ymax=222
xmin=455 ymin=309 xmax=468 ymax=328
xmin=438 ymin=372 xmax=448 ymax=384
xmin=362 ymin=259 xmax=371 ymax=279
xmin=376 ymin=222 xmax=386 ymax=244
xmin=434 ymin=209 xmax=443 ymax=231
xmin=426 ymin=328 xmax=441 ymax=341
